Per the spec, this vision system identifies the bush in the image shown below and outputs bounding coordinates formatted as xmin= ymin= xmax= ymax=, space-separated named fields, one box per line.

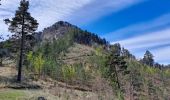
xmin=42 ymin=58 xmax=62 ymax=79
xmin=26 ymin=52 xmax=45 ymax=78
xmin=62 ymin=65 xmax=76 ymax=83
xmin=34 ymin=53 xmax=45 ymax=77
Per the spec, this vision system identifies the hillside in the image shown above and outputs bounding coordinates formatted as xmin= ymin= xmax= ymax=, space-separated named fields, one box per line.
xmin=1 ymin=21 xmax=170 ymax=100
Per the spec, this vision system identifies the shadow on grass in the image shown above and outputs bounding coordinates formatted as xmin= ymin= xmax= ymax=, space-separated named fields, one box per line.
xmin=0 ymin=75 xmax=41 ymax=89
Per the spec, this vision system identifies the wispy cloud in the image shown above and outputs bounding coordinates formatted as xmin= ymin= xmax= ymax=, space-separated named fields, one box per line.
xmin=68 ymin=0 xmax=143 ymax=25
xmin=111 ymin=14 xmax=170 ymax=64
xmin=0 ymin=0 xmax=93 ymax=31
xmin=105 ymin=13 xmax=170 ymax=41
xmin=127 ymin=45 xmax=170 ymax=65
xmin=0 ymin=0 xmax=143 ymax=38
xmin=115 ymin=28 xmax=170 ymax=50
xmin=152 ymin=46 xmax=170 ymax=64
xmin=117 ymin=28 xmax=170 ymax=63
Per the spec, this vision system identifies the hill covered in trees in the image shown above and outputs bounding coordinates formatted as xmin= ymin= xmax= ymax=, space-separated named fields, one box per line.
xmin=1 ymin=0 xmax=170 ymax=100
xmin=1 ymin=20 xmax=170 ymax=99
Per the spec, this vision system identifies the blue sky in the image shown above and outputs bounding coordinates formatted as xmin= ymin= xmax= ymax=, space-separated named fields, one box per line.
xmin=0 ymin=0 xmax=170 ymax=64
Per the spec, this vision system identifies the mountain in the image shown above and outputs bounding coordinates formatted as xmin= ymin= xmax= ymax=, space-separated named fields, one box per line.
xmin=30 ymin=21 xmax=170 ymax=99
xmin=1 ymin=21 xmax=170 ymax=100
xmin=35 ymin=21 xmax=108 ymax=46
xmin=40 ymin=21 xmax=78 ymax=42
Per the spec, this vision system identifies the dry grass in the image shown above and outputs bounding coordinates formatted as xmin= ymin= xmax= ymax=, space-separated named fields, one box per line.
xmin=0 ymin=65 xmax=115 ymax=100
xmin=59 ymin=43 xmax=95 ymax=64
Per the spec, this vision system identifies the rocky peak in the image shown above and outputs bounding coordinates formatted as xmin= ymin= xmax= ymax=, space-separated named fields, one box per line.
xmin=41 ymin=21 xmax=77 ymax=42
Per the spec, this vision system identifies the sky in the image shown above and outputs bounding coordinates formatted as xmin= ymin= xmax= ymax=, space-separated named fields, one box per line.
xmin=0 ymin=0 xmax=170 ymax=64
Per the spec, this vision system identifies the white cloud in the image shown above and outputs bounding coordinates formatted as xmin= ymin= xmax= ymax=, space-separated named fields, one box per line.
xmin=0 ymin=0 xmax=143 ymax=38
xmin=131 ymin=45 xmax=170 ymax=65
xmin=0 ymin=0 xmax=94 ymax=31
xmin=29 ymin=0 xmax=94 ymax=30
xmin=152 ymin=46 xmax=170 ymax=63
xmin=111 ymin=14 xmax=170 ymax=64
xmin=68 ymin=0 xmax=143 ymax=25
xmin=105 ymin=13 xmax=170 ymax=41
xmin=114 ymin=28 xmax=170 ymax=50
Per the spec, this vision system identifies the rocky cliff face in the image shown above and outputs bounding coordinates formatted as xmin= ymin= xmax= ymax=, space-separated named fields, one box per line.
xmin=40 ymin=21 xmax=78 ymax=42
xmin=34 ymin=21 xmax=107 ymax=46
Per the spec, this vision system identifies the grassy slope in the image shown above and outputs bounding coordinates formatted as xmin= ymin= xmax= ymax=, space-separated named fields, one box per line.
xmin=59 ymin=43 xmax=96 ymax=64
xmin=62 ymin=43 xmax=170 ymax=99
xmin=58 ymin=43 xmax=115 ymax=99
xmin=0 ymin=66 xmax=110 ymax=100
xmin=125 ymin=60 xmax=170 ymax=99
xmin=1 ymin=42 xmax=170 ymax=100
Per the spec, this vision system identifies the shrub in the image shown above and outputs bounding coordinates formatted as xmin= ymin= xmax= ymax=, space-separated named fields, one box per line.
xmin=26 ymin=52 xmax=45 ymax=78
xmin=34 ymin=53 xmax=45 ymax=77
xmin=62 ymin=65 xmax=76 ymax=83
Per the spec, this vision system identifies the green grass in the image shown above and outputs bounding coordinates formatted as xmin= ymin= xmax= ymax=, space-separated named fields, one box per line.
xmin=0 ymin=90 xmax=26 ymax=100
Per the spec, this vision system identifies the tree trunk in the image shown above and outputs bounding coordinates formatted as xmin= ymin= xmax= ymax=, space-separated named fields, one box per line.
xmin=114 ymin=65 xmax=120 ymax=89
xmin=17 ymin=32 xmax=24 ymax=82
xmin=17 ymin=12 xmax=25 ymax=82
xmin=0 ymin=58 xmax=2 ymax=66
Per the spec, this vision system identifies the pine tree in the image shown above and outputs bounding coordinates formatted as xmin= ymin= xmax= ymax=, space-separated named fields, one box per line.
xmin=0 ymin=48 xmax=8 ymax=66
xmin=0 ymin=35 xmax=4 ymax=66
xmin=143 ymin=50 xmax=154 ymax=66
xmin=122 ymin=48 xmax=136 ymax=60
xmin=4 ymin=0 xmax=38 ymax=82
xmin=107 ymin=44 xmax=129 ymax=92
xmin=0 ymin=39 xmax=8 ymax=66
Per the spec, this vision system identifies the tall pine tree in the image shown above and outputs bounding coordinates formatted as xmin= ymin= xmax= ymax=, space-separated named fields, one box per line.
xmin=107 ymin=44 xmax=129 ymax=92
xmin=4 ymin=0 xmax=38 ymax=82
xmin=142 ymin=50 xmax=154 ymax=66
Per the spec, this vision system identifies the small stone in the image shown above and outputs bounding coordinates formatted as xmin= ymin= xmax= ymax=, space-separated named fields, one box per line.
xmin=38 ymin=96 xmax=46 ymax=100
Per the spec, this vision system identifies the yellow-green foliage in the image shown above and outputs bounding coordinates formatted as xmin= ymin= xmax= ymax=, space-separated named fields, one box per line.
xmin=34 ymin=53 xmax=45 ymax=76
xmin=26 ymin=52 xmax=45 ymax=76
xmin=95 ymin=46 xmax=104 ymax=56
xmin=26 ymin=51 xmax=33 ymax=62
xmin=145 ymin=66 xmax=157 ymax=75
xmin=26 ymin=51 xmax=34 ymax=68
xmin=62 ymin=65 xmax=76 ymax=82
xmin=164 ymin=69 xmax=170 ymax=77
xmin=117 ymin=90 xmax=124 ymax=100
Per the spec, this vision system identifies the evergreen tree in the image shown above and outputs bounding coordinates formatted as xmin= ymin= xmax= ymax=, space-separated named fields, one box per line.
xmin=111 ymin=43 xmax=121 ymax=55
xmin=0 ymin=48 xmax=8 ymax=66
xmin=143 ymin=50 xmax=154 ymax=66
xmin=0 ymin=42 xmax=3 ymax=66
xmin=122 ymin=48 xmax=136 ymax=60
xmin=154 ymin=62 xmax=163 ymax=69
xmin=107 ymin=44 xmax=129 ymax=92
xmin=0 ymin=37 xmax=9 ymax=66
xmin=4 ymin=0 xmax=38 ymax=82
xmin=0 ymin=35 xmax=4 ymax=66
